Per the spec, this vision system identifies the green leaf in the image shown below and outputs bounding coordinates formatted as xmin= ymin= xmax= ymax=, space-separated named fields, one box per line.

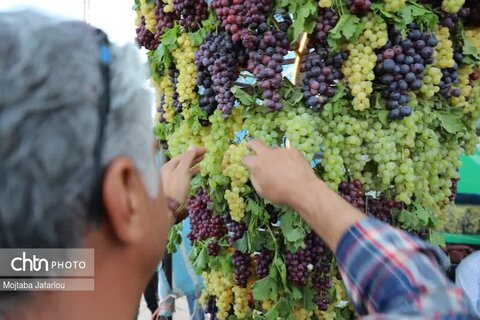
xmin=189 ymin=28 xmax=207 ymax=47
xmin=377 ymin=111 xmax=389 ymax=126
xmin=161 ymin=25 xmax=180 ymax=49
xmin=234 ymin=233 xmax=249 ymax=253
xmin=288 ymin=285 xmax=303 ymax=301
xmin=252 ymin=277 xmax=278 ymax=301
xmin=154 ymin=43 xmax=173 ymax=71
xmin=397 ymin=4 xmax=438 ymax=30
xmin=302 ymin=286 xmax=317 ymax=311
xmin=437 ymin=111 xmax=464 ymax=134
xmin=327 ymin=14 xmax=364 ymax=51
xmin=291 ymin=1 xmax=318 ymax=42
xmin=231 ymin=86 xmax=255 ymax=106
xmin=462 ymin=35 xmax=480 ymax=65
xmin=192 ymin=246 xmax=208 ymax=273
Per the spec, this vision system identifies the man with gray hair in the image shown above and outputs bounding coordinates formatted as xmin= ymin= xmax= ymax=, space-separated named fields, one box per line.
xmin=0 ymin=9 xmax=204 ymax=319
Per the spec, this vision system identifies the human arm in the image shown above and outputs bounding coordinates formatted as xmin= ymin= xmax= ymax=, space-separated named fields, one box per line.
xmin=242 ymin=140 xmax=476 ymax=318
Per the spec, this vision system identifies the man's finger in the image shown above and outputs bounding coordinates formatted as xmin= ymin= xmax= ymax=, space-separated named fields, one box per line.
xmin=178 ymin=147 xmax=206 ymax=170
xmin=246 ymin=140 xmax=269 ymax=154
xmin=242 ymin=155 xmax=256 ymax=171
xmin=190 ymin=164 xmax=201 ymax=177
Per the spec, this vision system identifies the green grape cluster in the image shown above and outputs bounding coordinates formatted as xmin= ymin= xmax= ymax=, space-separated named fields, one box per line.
xmin=155 ymin=75 xmax=176 ymax=122
xmin=201 ymin=270 xmax=234 ymax=320
xmin=139 ymin=0 xmax=157 ymax=32
xmin=283 ymin=110 xmax=322 ymax=162
xmin=441 ymin=0 xmax=465 ymax=13
xmin=222 ymin=142 xmax=250 ymax=221
xmin=342 ymin=15 xmax=388 ymax=111
xmin=383 ymin=0 xmax=406 ymax=12
xmin=172 ymin=33 xmax=198 ymax=107
xmin=451 ymin=65 xmax=474 ymax=110
xmin=433 ymin=27 xmax=455 ymax=69
xmin=232 ymin=286 xmax=251 ymax=319
xmin=244 ymin=110 xmax=280 ymax=146
xmin=318 ymin=0 xmax=332 ymax=7
xmin=420 ymin=66 xmax=442 ymax=98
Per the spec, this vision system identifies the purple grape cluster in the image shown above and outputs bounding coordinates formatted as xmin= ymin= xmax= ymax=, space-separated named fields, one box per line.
xmin=155 ymin=0 xmax=178 ymax=37
xmin=207 ymin=242 xmax=221 ymax=256
xmin=196 ymin=32 xmax=247 ymax=117
xmin=347 ymin=0 xmax=371 ymax=15
xmin=187 ymin=190 xmax=227 ymax=243
xmin=339 ymin=180 xmax=365 ymax=211
xmin=232 ymin=250 xmax=251 ymax=288
xmin=173 ymin=0 xmax=208 ymax=32
xmin=211 ymin=0 xmax=272 ymax=46
xmin=306 ymin=233 xmax=332 ymax=311
xmin=135 ymin=16 xmax=159 ymax=50
xmin=168 ymin=64 xmax=183 ymax=113
xmin=301 ymin=50 xmax=347 ymax=111
xmin=366 ymin=197 xmax=403 ymax=224
xmin=439 ymin=49 xmax=462 ymax=98
xmin=224 ymin=215 xmax=247 ymax=246
xmin=284 ymin=248 xmax=311 ymax=286
xmin=254 ymin=249 xmax=273 ymax=279
xmin=309 ymin=9 xmax=339 ymax=48
xmin=247 ymin=26 xmax=290 ymax=111
xmin=464 ymin=0 xmax=480 ymax=26
xmin=375 ymin=25 xmax=438 ymax=121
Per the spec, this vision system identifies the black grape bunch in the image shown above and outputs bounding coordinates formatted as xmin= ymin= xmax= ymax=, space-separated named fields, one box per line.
xmin=301 ymin=8 xmax=347 ymax=112
xmin=247 ymin=24 xmax=291 ymax=111
xmin=173 ymin=0 xmax=208 ymax=32
xmin=195 ymin=32 xmax=248 ymax=117
xmin=187 ymin=190 xmax=227 ymax=244
xmin=347 ymin=0 xmax=372 ymax=15
xmin=232 ymin=250 xmax=251 ymax=288
xmin=375 ymin=24 xmax=438 ymax=121
xmin=210 ymin=0 xmax=272 ymax=49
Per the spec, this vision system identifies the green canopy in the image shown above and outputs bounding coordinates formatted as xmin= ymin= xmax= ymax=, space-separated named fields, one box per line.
xmin=458 ymin=148 xmax=480 ymax=195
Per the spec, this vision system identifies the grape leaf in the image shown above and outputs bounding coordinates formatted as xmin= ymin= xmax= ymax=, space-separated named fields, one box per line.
xmin=154 ymin=43 xmax=173 ymax=71
xmin=231 ymin=86 xmax=255 ymax=106
xmin=280 ymin=210 xmax=307 ymax=252
xmin=291 ymin=1 xmax=318 ymax=43
xmin=437 ymin=111 xmax=464 ymax=134
xmin=192 ymin=246 xmax=208 ymax=273
xmin=189 ymin=29 xmax=207 ymax=47
xmin=327 ymin=14 xmax=365 ymax=51
xmin=161 ymin=25 xmax=180 ymax=49
xmin=377 ymin=111 xmax=389 ymax=126
xmin=397 ymin=4 xmax=438 ymax=30
xmin=252 ymin=277 xmax=278 ymax=301
xmin=233 ymin=233 xmax=249 ymax=253
xmin=302 ymin=286 xmax=317 ymax=311
xmin=462 ymin=35 xmax=480 ymax=65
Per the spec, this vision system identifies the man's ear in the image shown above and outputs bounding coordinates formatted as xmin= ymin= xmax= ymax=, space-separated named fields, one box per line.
xmin=102 ymin=157 xmax=143 ymax=244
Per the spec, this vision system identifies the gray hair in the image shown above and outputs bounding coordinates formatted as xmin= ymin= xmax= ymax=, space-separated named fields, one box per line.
xmin=0 ymin=10 xmax=159 ymax=250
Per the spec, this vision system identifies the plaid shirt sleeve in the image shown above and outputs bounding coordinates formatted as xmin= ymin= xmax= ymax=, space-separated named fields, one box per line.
xmin=336 ymin=217 xmax=477 ymax=319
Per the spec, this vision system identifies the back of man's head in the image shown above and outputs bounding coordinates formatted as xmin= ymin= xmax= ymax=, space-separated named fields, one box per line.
xmin=0 ymin=9 xmax=158 ymax=249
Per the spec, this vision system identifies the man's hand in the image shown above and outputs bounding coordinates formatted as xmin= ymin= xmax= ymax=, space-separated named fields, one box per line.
xmin=161 ymin=147 xmax=206 ymax=206
xmin=242 ymin=140 xmax=364 ymax=251
xmin=242 ymin=140 xmax=318 ymax=210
